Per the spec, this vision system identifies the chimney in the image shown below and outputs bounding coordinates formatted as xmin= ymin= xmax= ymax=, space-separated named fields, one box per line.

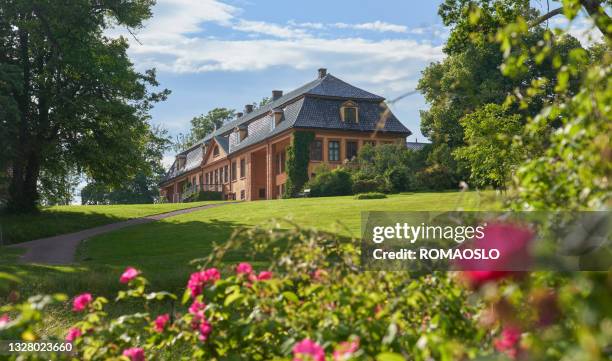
xmin=318 ymin=68 xmax=327 ymax=79
xmin=236 ymin=112 xmax=243 ymax=119
xmin=272 ymin=108 xmax=283 ymax=126
xmin=244 ymin=104 xmax=254 ymax=113
xmin=272 ymin=90 xmax=283 ymax=101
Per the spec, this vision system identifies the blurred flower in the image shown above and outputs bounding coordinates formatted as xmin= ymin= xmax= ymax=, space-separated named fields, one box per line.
xmin=72 ymin=293 xmax=93 ymax=312
xmin=293 ymin=339 xmax=325 ymax=361
xmin=494 ymin=326 xmax=522 ymax=359
xmin=189 ymin=300 xmax=206 ymax=317
xmin=123 ymin=347 xmax=145 ymax=361
xmin=0 ymin=314 xmax=9 ymax=327
xmin=65 ymin=327 xmax=82 ymax=341
xmin=153 ymin=314 xmax=170 ymax=332
xmin=187 ymin=268 xmax=221 ymax=297
xmin=455 ymin=223 xmax=534 ymax=288
xmin=120 ymin=267 xmax=140 ymax=284
xmin=257 ymin=271 xmax=273 ymax=281
xmin=198 ymin=318 xmax=212 ymax=341
xmin=333 ymin=338 xmax=359 ymax=361
xmin=236 ymin=262 xmax=253 ymax=275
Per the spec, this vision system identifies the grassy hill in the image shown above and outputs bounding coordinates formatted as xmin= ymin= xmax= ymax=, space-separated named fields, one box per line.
xmin=0 ymin=191 xmax=502 ymax=336
xmin=0 ymin=201 xmax=224 ymax=244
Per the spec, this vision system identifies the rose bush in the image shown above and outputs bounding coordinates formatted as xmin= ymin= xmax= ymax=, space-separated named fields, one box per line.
xmin=1 ymin=221 xmax=610 ymax=360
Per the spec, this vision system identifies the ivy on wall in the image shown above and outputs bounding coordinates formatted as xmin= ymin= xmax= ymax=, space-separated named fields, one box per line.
xmin=284 ymin=131 xmax=314 ymax=197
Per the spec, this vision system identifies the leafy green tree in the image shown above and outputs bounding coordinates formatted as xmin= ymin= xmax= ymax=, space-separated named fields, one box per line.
xmin=81 ymin=126 xmax=171 ymax=204
xmin=173 ymin=108 xmax=234 ymax=151
xmin=453 ymin=104 xmax=522 ymax=189
xmin=418 ymin=0 xmax=586 ymax=185
xmin=0 ymin=0 xmax=169 ymax=213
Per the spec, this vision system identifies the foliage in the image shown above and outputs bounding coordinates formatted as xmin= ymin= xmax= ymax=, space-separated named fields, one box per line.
xmin=285 ymin=131 xmax=315 ymax=197
xmin=307 ymin=165 xmax=353 ymax=197
xmin=354 ymin=192 xmax=387 ymax=200
xmin=194 ymin=191 xmax=224 ymax=201
xmin=0 ymin=0 xmax=169 ymax=213
xmin=174 ymin=108 xmax=235 ymax=151
xmin=81 ymin=126 xmax=172 ymax=205
xmin=418 ymin=0 xmax=587 ymax=189
xmin=453 ymin=104 xmax=522 ymax=189
xmin=486 ymin=0 xmax=611 ymax=210
xmin=349 ymin=144 xmax=428 ymax=193
xmin=0 ymin=223 xmax=484 ymax=360
xmin=2 ymin=222 xmax=610 ymax=360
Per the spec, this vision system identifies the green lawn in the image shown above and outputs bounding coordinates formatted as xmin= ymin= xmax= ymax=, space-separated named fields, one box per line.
xmin=0 ymin=201 xmax=225 ymax=244
xmin=0 ymin=191 xmax=501 ymax=336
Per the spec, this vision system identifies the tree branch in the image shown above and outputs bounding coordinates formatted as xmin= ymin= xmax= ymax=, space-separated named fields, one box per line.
xmin=529 ymin=7 xmax=564 ymax=28
xmin=580 ymin=0 xmax=612 ymax=38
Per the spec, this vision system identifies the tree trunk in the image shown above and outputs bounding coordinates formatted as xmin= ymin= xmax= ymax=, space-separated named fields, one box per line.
xmin=6 ymin=21 xmax=39 ymax=213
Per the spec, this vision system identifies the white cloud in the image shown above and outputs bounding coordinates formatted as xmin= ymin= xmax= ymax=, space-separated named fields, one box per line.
xmin=545 ymin=16 xmax=603 ymax=46
xmin=334 ymin=21 xmax=408 ymax=33
xmin=287 ymin=20 xmax=326 ymax=30
xmin=108 ymin=0 xmax=444 ymax=95
xmin=233 ymin=20 xmax=309 ymax=38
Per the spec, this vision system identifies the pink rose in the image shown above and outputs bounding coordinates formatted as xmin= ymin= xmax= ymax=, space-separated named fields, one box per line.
xmin=494 ymin=326 xmax=521 ymax=359
xmin=257 ymin=271 xmax=273 ymax=281
xmin=65 ymin=327 xmax=82 ymax=342
xmin=123 ymin=347 xmax=145 ymax=361
xmin=455 ymin=223 xmax=534 ymax=288
xmin=333 ymin=338 xmax=360 ymax=361
xmin=153 ymin=314 xmax=170 ymax=332
xmin=72 ymin=293 xmax=93 ymax=312
xmin=198 ymin=318 xmax=213 ymax=341
xmin=187 ymin=268 xmax=221 ymax=298
xmin=0 ymin=314 xmax=9 ymax=327
xmin=189 ymin=300 xmax=206 ymax=316
xmin=120 ymin=267 xmax=140 ymax=284
xmin=236 ymin=262 xmax=253 ymax=275
xmin=293 ymin=339 xmax=325 ymax=361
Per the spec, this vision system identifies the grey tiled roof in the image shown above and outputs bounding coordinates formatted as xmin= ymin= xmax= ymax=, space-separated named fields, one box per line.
xmin=294 ymin=97 xmax=409 ymax=134
xmin=161 ymin=72 xmax=411 ymax=184
xmin=405 ymin=141 xmax=428 ymax=151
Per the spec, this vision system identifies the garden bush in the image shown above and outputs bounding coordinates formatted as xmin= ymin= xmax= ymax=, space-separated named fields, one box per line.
xmin=2 ymin=221 xmax=609 ymax=360
xmin=354 ymin=192 xmax=387 ymax=200
xmin=307 ymin=166 xmax=353 ymax=197
xmin=195 ymin=191 xmax=223 ymax=201
xmin=351 ymin=176 xmax=386 ymax=194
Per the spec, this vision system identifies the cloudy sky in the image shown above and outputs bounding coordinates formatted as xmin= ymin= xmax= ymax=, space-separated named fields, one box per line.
xmin=106 ymin=0 xmax=602 ymax=169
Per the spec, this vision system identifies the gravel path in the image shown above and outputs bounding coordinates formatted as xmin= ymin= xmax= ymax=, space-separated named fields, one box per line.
xmin=7 ymin=202 xmax=233 ymax=265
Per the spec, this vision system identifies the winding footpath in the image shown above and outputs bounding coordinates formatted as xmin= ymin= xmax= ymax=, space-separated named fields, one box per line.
xmin=7 ymin=202 xmax=233 ymax=265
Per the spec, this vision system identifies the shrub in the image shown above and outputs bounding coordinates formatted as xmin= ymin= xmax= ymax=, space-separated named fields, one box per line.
xmin=351 ymin=173 xmax=388 ymax=194
xmin=195 ymin=190 xmax=223 ymax=201
xmin=307 ymin=166 xmax=353 ymax=197
xmin=354 ymin=192 xmax=387 ymax=199
xmin=1 ymin=222 xmax=610 ymax=360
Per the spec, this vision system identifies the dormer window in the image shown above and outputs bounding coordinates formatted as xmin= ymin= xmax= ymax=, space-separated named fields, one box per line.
xmin=213 ymin=145 xmax=219 ymax=157
xmin=340 ymin=100 xmax=358 ymax=124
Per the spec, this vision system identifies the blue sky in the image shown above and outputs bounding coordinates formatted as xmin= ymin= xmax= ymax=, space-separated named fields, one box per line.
xmin=107 ymin=0 xmax=601 ymax=168
xmin=107 ymin=0 xmax=449 ymax=166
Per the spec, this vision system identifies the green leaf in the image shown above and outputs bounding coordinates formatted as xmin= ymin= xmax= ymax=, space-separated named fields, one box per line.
xmin=181 ymin=289 xmax=191 ymax=304
xmin=376 ymin=352 xmax=405 ymax=361
xmin=282 ymin=291 xmax=299 ymax=303
xmin=224 ymin=292 xmax=243 ymax=306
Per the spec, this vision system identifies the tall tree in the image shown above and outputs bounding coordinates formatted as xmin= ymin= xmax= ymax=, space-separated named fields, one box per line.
xmin=417 ymin=0 xmax=586 ymax=187
xmin=81 ymin=125 xmax=171 ymax=204
xmin=0 ymin=0 xmax=169 ymax=212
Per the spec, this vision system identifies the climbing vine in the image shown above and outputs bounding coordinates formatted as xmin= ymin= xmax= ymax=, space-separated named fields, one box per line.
xmin=284 ymin=131 xmax=314 ymax=197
